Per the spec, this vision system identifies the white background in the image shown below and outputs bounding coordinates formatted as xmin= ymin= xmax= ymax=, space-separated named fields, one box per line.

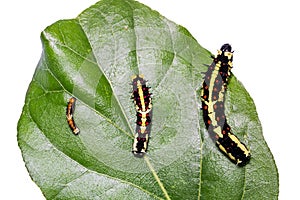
xmin=1 ymin=0 xmax=299 ymax=199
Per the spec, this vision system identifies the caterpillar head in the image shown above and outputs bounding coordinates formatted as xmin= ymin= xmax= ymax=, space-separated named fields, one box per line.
xmin=220 ymin=43 xmax=232 ymax=52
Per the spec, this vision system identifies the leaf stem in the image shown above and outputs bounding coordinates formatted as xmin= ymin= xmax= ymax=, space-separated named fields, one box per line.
xmin=144 ymin=156 xmax=171 ymax=200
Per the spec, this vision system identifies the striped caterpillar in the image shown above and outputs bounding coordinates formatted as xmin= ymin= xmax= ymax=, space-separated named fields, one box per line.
xmin=201 ymin=44 xmax=251 ymax=166
xmin=131 ymin=75 xmax=152 ymax=157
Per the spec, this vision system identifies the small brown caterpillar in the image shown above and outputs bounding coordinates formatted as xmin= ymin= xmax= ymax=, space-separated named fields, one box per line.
xmin=66 ymin=97 xmax=80 ymax=135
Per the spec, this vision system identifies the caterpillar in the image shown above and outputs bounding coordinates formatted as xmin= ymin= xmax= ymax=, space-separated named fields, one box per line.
xmin=201 ymin=44 xmax=251 ymax=166
xmin=131 ymin=75 xmax=152 ymax=157
xmin=66 ymin=97 xmax=80 ymax=135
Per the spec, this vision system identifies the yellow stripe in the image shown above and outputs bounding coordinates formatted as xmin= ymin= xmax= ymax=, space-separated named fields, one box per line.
xmin=228 ymin=133 xmax=251 ymax=156
xmin=137 ymin=80 xmax=146 ymax=112
xmin=206 ymin=61 xmax=223 ymax=137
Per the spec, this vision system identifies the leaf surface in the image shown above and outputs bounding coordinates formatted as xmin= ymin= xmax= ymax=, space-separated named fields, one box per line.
xmin=17 ymin=0 xmax=279 ymax=199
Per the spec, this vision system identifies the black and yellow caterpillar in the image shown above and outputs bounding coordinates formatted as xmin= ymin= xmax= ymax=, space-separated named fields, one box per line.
xmin=131 ymin=75 xmax=152 ymax=157
xmin=201 ymin=44 xmax=251 ymax=166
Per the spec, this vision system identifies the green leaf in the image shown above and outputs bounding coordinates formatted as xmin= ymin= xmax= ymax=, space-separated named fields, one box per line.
xmin=17 ymin=0 xmax=279 ymax=199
